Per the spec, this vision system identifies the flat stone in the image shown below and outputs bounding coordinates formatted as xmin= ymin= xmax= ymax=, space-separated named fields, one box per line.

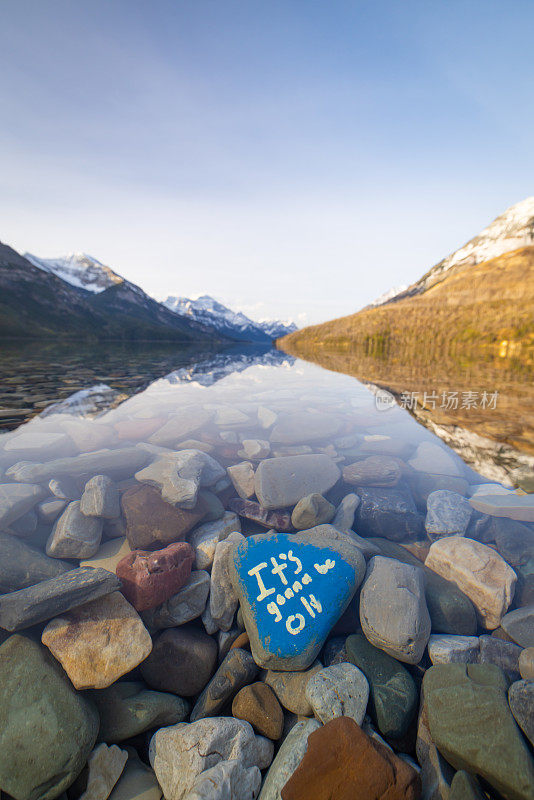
xmin=254 ymin=455 xmax=341 ymax=510
xmin=8 ymin=507 xmax=38 ymax=537
xmin=280 ymin=716 xmax=421 ymax=800
xmin=305 ymin=662 xmax=369 ymax=725
xmin=407 ymin=473 xmax=469 ymax=509
xmin=0 ymin=634 xmax=99 ymax=800
xmin=368 ymin=537 xmax=477 ymax=635
xmin=2 ymin=430 xmax=73 ymax=459
xmin=148 ymin=408 xmax=212 ymax=446
xmin=46 ymin=500 xmax=103 ymax=559
xmin=501 ymin=605 xmax=534 ymax=647
xmin=7 ymin=447 xmax=149 ymax=484
xmin=135 ymin=450 xmax=225 ymax=508
xmin=149 ymin=717 xmax=273 ymax=800
xmin=258 ymin=719 xmax=320 ymax=800
xmin=331 ymin=492 xmax=360 ymax=532
xmin=189 ymin=512 xmax=241 ymax=571
xmin=346 ymin=633 xmax=418 ymax=739
xmin=190 ymin=648 xmax=258 ymax=722
xmin=38 ymin=498 xmax=67 ymax=523
xmin=0 ymin=482 xmax=47 ymax=527
xmin=450 ymin=771 xmax=486 ymax=800
xmin=408 ymin=442 xmax=464 ymax=478
xmin=0 ymin=531 xmax=70 ymax=593
xmin=81 ymin=537 xmax=132 ymax=573
xmin=0 ymin=566 xmax=120 ymax=631
xmin=41 ymin=591 xmax=152 ymax=689
xmin=360 ymin=436 xmax=414 ymax=459
xmin=424 ymin=663 xmax=534 ymax=800
xmin=356 ymin=484 xmax=424 ymax=541
xmin=78 ymin=743 xmax=128 ymax=800
xmin=425 ymin=536 xmax=517 ymax=629
xmin=240 ymin=439 xmax=271 ymax=459
xmin=478 ymin=635 xmax=522 ymax=681
xmin=232 ymin=682 xmax=284 ymax=739
xmin=80 ymin=475 xmax=120 ymax=518
xmin=227 ymin=462 xmax=256 ymax=499
xmin=258 ymin=406 xmax=278 ymax=429
xmin=122 ymin=484 xmax=207 ymax=549
xmin=186 ymin=760 xmax=262 ymax=800
xmin=197 ymin=488 xmax=225 ymax=520
xmin=427 ymin=634 xmax=480 ymax=665
xmin=210 ymin=532 xmax=245 ymax=630
xmin=91 ymin=681 xmax=189 ymax=742
xmin=473 ymin=515 xmax=534 ymax=567
xmin=520 ymin=648 xmax=534 ymax=680
xmin=359 ymin=555 xmax=431 ymax=664
xmin=108 ymin=750 xmax=161 ymax=800
xmin=270 ymin=412 xmax=342 ymax=445
xmin=425 ymin=490 xmax=472 ymax=540
xmin=291 ymin=493 xmax=335 ymax=530
xmin=230 ymin=528 xmax=365 ymax=670
xmin=509 ymin=679 xmax=534 ymax=747
xmin=228 ymin=498 xmax=293 ymax=531
xmin=265 ymin=661 xmax=323 ymax=715
xmin=141 ymin=569 xmax=210 ymax=630
xmin=141 ymin=626 xmax=217 ymax=696
xmin=215 ymin=406 xmax=251 ymax=427
xmin=343 ymin=456 xmax=402 ymax=487
xmin=116 ymin=542 xmax=194 ymax=611
xmin=469 ymin=493 xmax=534 ymax=522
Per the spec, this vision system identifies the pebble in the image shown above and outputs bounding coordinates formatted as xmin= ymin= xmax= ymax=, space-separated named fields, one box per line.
xmin=0 ymin=634 xmax=99 ymax=800
xmin=230 ymin=528 xmax=365 ymax=670
xmin=240 ymin=439 xmax=271 ymax=459
xmin=356 ymin=484 xmax=424 ymax=540
xmin=290 ymin=493 xmax=335 ymax=530
xmin=80 ymin=475 xmax=120 ymax=518
xmin=520 ymin=647 xmax=534 ymax=679
xmin=280 ymin=716 xmax=421 ymax=800
xmin=478 ymin=634 xmax=522 ymax=681
xmin=469 ymin=492 xmax=534 ymax=522
xmin=190 ymin=648 xmax=258 ymax=722
xmin=254 ymin=454 xmax=341 ymax=510
xmin=265 ymin=661 xmax=323 ymax=715
xmin=331 ymin=492 xmax=360 ymax=532
xmin=141 ymin=626 xmax=217 ymax=696
xmin=508 ymin=679 xmax=534 ymax=747
xmin=346 ymin=633 xmax=418 ymax=739
xmin=38 ymin=497 xmax=67 ymax=523
xmin=258 ymin=719 xmax=321 ymax=800
xmin=343 ymin=455 xmax=402 ymax=487
xmin=232 ymin=682 xmax=284 ymax=739
xmin=425 ymin=489 xmax=472 ymax=540
xmin=142 ymin=569 xmax=210 ymax=629
xmin=108 ymin=750 xmax=162 ymax=800
xmin=0 ymin=481 xmax=47 ymax=527
xmin=227 ymin=461 xmax=256 ymax=499
xmin=359 ymin=555 xmax=431 ymax=664
xmin=121 ymin=484 xmax=207 ymax=549
xmin=427 ymin=634 xmax=480 ymax=665
xmin=7 ymin=447 xmax=149 ymax=484
xmin=424 ymin=663 xmax=534 ymax=800
xmin=41 ymin=591 xmax=152 ymax=689
xmin=210 ymin=532 xmax=245 ymax=630
xmin=501 ymin=604 xmax=534 ymax=647
xmin=78 ymin=743 xmax=128 ymax=800
xmin=228 ymin=497 xmax=293 ymax=531
xmin=135 ymin=450 xmax=225 ymax=508
xmin=189 ymin=511 xmax=241 ymax=571
xmin=46 ymin=500 xmax=103 ymax=559
xmin=149 ymin=717 xmax=273 ymax=800
xmin=116 ymin=542 xmax=194 ymax=611
xmin=425 ymin=536 xmax=517 ymax=629
xmin=0 ymin=566 xmax=120 ymax=631
xmin=305 ymin=662 xmax=369 ymax=725
xmin=0 ymin=530 xmax=70 ymax=592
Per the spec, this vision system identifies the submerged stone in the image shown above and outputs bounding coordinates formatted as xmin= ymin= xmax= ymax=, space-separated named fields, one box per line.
xmin=254 ymin=455 xmax=340 ymax=510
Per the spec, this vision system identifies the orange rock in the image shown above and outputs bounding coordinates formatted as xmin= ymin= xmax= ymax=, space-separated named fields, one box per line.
xmin=281 ymin=717 xmax=421 ymax=800
xmin=230 ymin=631 xmax=250 ymax=651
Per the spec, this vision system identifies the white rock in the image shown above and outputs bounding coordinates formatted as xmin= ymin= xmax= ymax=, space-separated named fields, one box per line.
xmin=469 ymin=493 xmax=534 ymax=523
xmin=189 ymin=512 xmax=241 ymax=570
xmin=305 ymin=663 xmax=369 ymax=725
xmin=80 ymin=475 xmax=120 ymax=519
xmin=258 ymin=719 xmax=321 ymax=800
xmin=227 ymin=462 xmax=256 ymax=500
xmin=135 ymin=450 xmax=225 ymax=509
xmin=79 ymin=743 xmax=128 ymax=800
xmin=427 ymin=634 xmax=480 ymax=665
xmin=240 ymin=440 xmax=271 ymax=460
xmin=210 ymin=533 xmax=245 ymax=631
xmin=188 ymin=760 xmax=261 ymax=800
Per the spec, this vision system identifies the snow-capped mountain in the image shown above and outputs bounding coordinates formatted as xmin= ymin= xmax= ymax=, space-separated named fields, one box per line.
xmin=370 ymin=196 xmax=534 ymax=306
xmin=367 ymin=284 xmax=408 ymax=308
xmin=24 ymin=252 xmax=124 ymax=293
xmin=163 ymin=294 xmax=297 ymax=342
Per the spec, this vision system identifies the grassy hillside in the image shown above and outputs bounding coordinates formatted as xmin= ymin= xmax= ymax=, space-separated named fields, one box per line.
xmin=280 ymin=246 xmax=534 ymax=356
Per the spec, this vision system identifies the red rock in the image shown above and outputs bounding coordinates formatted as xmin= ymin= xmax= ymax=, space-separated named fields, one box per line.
xmin=116 ymin=542 xmax=195 ymax=611
xmin=281 ymin=717 xmax=421 ymax=800
xmin=121 ymin=484 xmax=207 ymax=549
xmin=228 ymin=498 xmax=293 ymax=532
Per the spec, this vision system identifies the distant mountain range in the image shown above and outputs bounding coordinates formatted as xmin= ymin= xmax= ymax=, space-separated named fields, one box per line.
xmin=280 ymin=197 xmax=534 ymax=353
xmin=0 ymin=245 xmax=296 ymax=343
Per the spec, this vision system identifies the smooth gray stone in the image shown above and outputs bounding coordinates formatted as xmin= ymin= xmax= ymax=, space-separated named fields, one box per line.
xmin=450 ymin=771 xmax=486 ymax=799
xmin=425 ymin=490 xmax=472 ymax=540
xmin=6 ymin=447 xmax=150 ymax=484
xmin=38 ymin=498 xmax=67 ymax=523
xmin=254 ymin=455 xmax=341 ymax=509
xmin=141 ymin=626 xmax=218 ymax=696
xmin=108 ymin=750 xmax=162 ymax=800
xmin=49 ymin=476 xmax=80 ymax=500
xmin=356 ymin=484 xmax=424 ymax=541
xmin=135 ymin=449 xmax=225 ymax=508
xmin=291 ymin=493 xmax=335 ymax=530
xmin=187 ymin=760 xmax=261 ymax=800
xmin=406 ymin=473 xmax=469 ymax=510
xmin=265 ymin=661 xmax=323 ymax=716
xmin=141 ymin=570 xmax=210 ymax=630
xmin=305 ymin=662 xmax=369 ymax=725
xmin=8 ymin=509 xmax=38 ymax=537
xmin=269 ymin=412 xmax=342 ymax=445
xmin=322 ymin=636 xmax=349 ymax=666
xmin=478 ymin=635 xmax=522 ymax=681
xmin=91 ymin=681 xmax=190 ymax=743
xmin=0 ymin=531 xmax=71 ymax=593
xmin=0 ymin=567 xmax=121 ymax=631
xmin=197 ymin=489 xmax=226 ymax=521
xmin=332 ymin=492 xmax=360 ymax=533
xmin=0 ymin=634 xmax=99 ymax=800
xmin=408 ymin=442 xmax=464 ymax=478
xmin=258 ymin=718 xmax=321 ymax=800
xmin=359 ymin=555 xmax=431 ymax=664
xmin=210 ymin=532 xmax=244 ymax=631
xmin=189 ymin=512 xmax=241 ymax=571
xmin=0 ymin=483 xmax=47 ymax=527
xmin=501 ymin=605 xmax=534 ymax=647
xmin=427 ymin=634 xmax=479 ymax=665
xmin=190 ymin=648 xmax=258 ymax=722
xmin=508 ymin=679 xmax=534 ymax=746
xmin=80 ymin=475 xmax=120 ymax=518
xmin=46 ymin=500 xmax=103 ymax=559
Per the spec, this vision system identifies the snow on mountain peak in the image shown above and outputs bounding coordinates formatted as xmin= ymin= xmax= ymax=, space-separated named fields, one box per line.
xmin=24 ymin=251 xmax=124 ymax=293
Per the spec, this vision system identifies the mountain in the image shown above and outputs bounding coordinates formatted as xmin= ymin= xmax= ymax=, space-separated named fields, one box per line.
xmin=0 ymin=242 xmax=227 ymax=342
xmin=24 ymin=252 xmax=124 ymax=293
xmin=279 ymin=198 xmax=534 ymax=354
xmin=163 ymin=294 xmax=297 ymax=342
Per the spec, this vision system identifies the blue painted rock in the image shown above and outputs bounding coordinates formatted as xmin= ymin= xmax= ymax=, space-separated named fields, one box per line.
xmin=230 ymin=525 xmax=365 ymax=670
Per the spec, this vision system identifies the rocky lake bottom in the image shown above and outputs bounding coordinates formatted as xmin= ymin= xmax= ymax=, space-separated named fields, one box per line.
xmin=0 ymin=344 xmax=533 ymax=800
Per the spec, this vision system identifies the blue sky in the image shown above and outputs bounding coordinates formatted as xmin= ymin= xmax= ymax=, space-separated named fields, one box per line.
xmin=1 ymin=1 xmax=533 ymax=325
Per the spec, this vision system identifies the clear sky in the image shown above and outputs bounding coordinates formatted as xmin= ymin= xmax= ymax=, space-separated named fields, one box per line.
xmin=1 ymin=1 xmax=533 ymax=325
